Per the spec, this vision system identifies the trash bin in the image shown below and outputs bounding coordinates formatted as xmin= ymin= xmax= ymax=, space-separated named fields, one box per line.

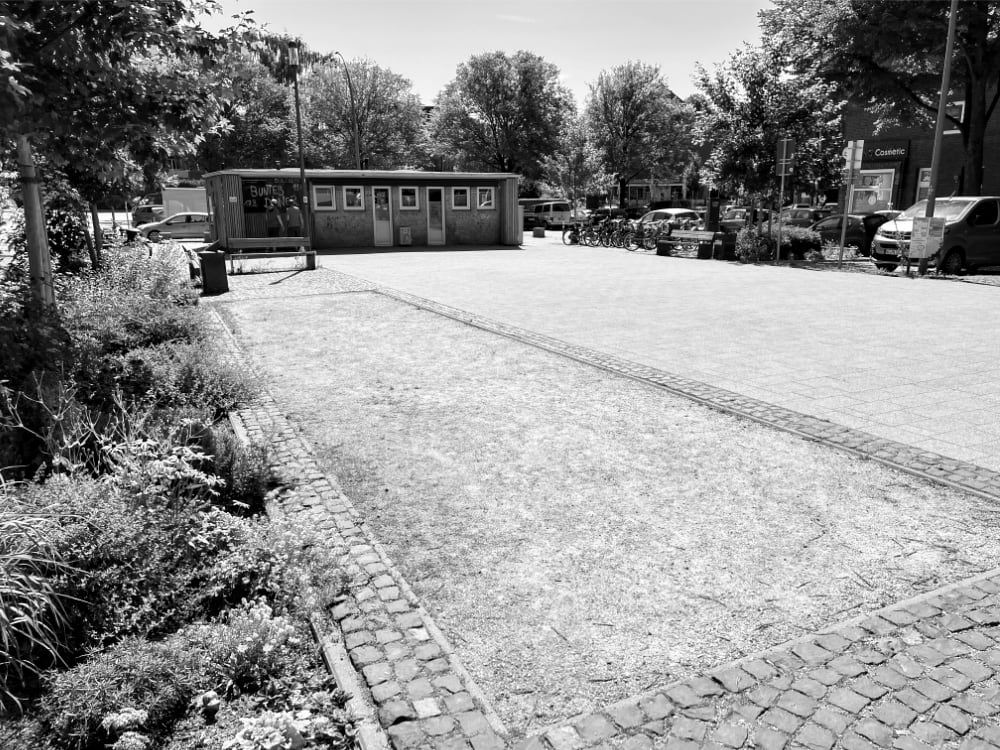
xmin=532 ymin=226 xmax=546 ymax=238
xmin=198 ymin=250 xmax=228 ymax=295
xmin=655 ymin=239 xmax=673 ymax=256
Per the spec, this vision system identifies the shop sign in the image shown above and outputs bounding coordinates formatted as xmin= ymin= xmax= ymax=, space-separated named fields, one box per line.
xmin=863 ymin=140 xmax=909 ymax=161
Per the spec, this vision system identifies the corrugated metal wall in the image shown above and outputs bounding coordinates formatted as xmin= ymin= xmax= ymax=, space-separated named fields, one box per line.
xmin=206 ymin=174 xmax=245 ymax=242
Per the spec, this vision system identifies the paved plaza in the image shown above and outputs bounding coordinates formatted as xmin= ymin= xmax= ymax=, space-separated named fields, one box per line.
xmin=210 ymin=237 xmax=1000 ymax=750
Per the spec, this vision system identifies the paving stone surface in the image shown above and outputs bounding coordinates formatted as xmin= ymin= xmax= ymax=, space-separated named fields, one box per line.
xmin=207 ymin=261 xmax=1000 ymax=749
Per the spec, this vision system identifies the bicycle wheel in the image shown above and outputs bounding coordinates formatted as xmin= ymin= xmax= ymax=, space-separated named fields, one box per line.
xmin=583 ymin=227 xmax=599 ymax=247
xmin=643 ymin=233 xmax=657 ymax=251
xmin=562 ymin=227 xmax=576 ymax=245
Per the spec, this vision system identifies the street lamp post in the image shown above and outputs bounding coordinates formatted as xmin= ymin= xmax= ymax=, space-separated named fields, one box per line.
xmin=288 ymin=40 xmax=309 ymax=239
xmin=333 ymin=51 xmax=362 ymax=170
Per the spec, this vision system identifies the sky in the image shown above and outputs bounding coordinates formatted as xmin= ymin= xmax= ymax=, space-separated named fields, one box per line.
xmin=205 ymin=0 xmax=771 ymax=106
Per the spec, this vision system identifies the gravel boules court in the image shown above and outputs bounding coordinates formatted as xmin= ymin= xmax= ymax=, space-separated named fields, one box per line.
xmin=221 ymin=289 xmax=1000 ymax=737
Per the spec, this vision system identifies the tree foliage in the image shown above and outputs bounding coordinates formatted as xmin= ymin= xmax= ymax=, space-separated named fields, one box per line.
xmin=196 ymin=46 xmax=292 ymax=172
xmin=537 ymin=115 xmax=610 ymax=202
xmin=584 ymin=61 xmax=696 ymax=202
xmin=297 ymin=57 xmax=425 ymax=169
xmin=760 ymin=0 xmax=1000 ymax=195
xmin=0 ymin=0 xmax=230 ymax=268
xmin=693 ymin=44 xmax=844 ymax=200
xmin=430 ymin=51 xmax=574 ymax=180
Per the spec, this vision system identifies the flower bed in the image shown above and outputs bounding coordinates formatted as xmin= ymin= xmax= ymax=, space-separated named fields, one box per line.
xmin=0 ymin=241 xmax=354 ymax=750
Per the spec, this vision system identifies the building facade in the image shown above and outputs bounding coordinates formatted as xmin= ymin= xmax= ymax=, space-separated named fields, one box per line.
xmin=841 ymin=102 xmax=1000 ymax=212
xmin=204 ymin=169 xmax=521 ymax=250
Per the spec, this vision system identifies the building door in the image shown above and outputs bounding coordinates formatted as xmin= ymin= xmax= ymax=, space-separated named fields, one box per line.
xmin=427 ymin=187 xmax=445 ymax=245
xmin=372 ymin=187 xmax=393 ymax=246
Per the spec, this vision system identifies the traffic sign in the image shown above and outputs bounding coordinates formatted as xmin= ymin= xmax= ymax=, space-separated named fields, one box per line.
xmin=776 ymin=138 xmax=796 ymax=177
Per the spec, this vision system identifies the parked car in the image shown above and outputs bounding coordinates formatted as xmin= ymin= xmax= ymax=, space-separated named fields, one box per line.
xmin=720 ymin=207 xmax=770 ymax=233
xmin=137 ymin=211 xmax=210 ymax=241
xmin=870 ymin=196 xmax=1000 ymax=273
xmin=780 ymin=206 xmax=833 ymax=227
xmin=807 ymin=213 xmax=892 ymax=255
xmin=589 ymin=207 xmax=630 ymax=223
xmin=132 ymin=204 xmax=165 ymax=226
xmin=638 ymin=208 xmax=702 ymax=229
xmin=531 ymin=201 xmax=573 ymax=229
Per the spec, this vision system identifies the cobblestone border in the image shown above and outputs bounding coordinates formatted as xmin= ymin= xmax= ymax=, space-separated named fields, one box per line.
xmin=313 ymin=272 xmax=1000 ymax=503
xmin=210 ymin=310 xmax=508 ymax=750
xmin=515 ymin=568 xmax=1000 ymax=750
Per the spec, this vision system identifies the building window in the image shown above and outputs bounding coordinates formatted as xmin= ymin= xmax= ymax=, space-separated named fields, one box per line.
xmin=916 ymin=168 xmax=932 ymax=202
xmin=452 ymin=187 xmax=470 ymax=210
xmin=399 ymin=186 xmax=419 ymax=210
xmin=343 ymin=186 xmax=364 ymax=210
xmin=476 ymin=187 xmax=495 ymax=210
xmin=313 ymin=186 xmax=336 ymax=210
xmin=945 ymin=101 xmax=964 ymax=135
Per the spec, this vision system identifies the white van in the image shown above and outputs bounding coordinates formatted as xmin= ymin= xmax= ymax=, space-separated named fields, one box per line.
xmin=532 ymin=201 xmax=573 ymax=229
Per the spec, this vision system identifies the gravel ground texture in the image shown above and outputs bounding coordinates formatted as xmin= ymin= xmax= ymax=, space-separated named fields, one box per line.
xmin=224 ymin=290 xmax=1000 ymax=737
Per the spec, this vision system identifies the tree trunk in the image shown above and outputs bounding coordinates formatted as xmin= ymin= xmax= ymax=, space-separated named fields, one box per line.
xmin=88 ymin=201 xmax=103 ymax=269
xmin=15 ymin=135 xmax=56 ymax=308
xmin=82 ymin=217 xmax=97 ymax=269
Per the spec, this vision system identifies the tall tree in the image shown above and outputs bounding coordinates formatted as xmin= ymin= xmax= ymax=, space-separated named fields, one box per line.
xmin=196 ymin=45 xmax=293 ymax=172
xmin=585 ymin=62 xmax=696 ymax=205
xmin=537 ymin=115 xmax=610 ymax=203
xmin=1 ymin=0 xmax=226 ymax=283
xmin=760 ymin=0 xmax=1000 ymax=195
xmin=297 ymin=57 xmax=424 ymax=169
xmin=693 ymin=44 xmax=843 ymax=202
xmin=429 ymin=51 xmax=574 ymax=179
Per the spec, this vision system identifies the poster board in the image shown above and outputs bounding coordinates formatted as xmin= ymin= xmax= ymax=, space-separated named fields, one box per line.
xmin=908 ymin=217 xmax=946 ymax=259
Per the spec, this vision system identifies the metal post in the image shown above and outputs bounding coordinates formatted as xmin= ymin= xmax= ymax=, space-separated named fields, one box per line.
xmin=919 ymin=0 xmax=960 ymax=275
xmin=334 ymin=51 xmax=362 ymax=170
xmin=837 ymin=140 xmax=860 ymax=268
xmin=16 ymin=135 xmax=55 ymax=307
xmin=290 ymin=41 xmax=309 ymax=240
xmin=775 ymin=172 xmax=785 ymax=264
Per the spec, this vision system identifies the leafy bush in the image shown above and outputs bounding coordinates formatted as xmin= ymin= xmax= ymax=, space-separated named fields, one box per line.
xmin=735 ymin=227 xmax=773 ymax=262
xmin=764 ymin=224 xmax=821 ymax=259
xmin=0 ymin=207 xmax=89 ymax=274
xmin=36 ymin=635 xmax=207 ymax=750
xmin=185 ymin=600 xmax=306 ymax=697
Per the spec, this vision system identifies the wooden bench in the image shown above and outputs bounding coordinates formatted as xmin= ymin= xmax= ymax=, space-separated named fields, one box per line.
xmin=223 ymin=237 xmax=316 ymax=270
xmin=654 ymin=230 xmax=720 ymax=257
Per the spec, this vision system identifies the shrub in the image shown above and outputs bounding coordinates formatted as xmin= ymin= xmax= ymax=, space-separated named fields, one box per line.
xmin=185 ymin=600 xmax=306 ymax=697
xmin=0 ymin=496 xmax=76 ymax=711
xmin=194 ymin=422 xmax=275 ymax=516
xmin=0 ymin=207 xmax=89 ymax=274
xmin=36 ymin=635 xmax=207 ymax=750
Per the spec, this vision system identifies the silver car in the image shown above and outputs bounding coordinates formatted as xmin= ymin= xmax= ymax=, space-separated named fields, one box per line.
xmin=870 ymin=197 xmax=1000 ymax=273
xmin=138 ymin=212 xmax=210 ymax=242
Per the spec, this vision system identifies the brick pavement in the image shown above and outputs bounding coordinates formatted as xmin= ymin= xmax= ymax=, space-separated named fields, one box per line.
xmin=207 ymin=260 xmax=1000 ymax=749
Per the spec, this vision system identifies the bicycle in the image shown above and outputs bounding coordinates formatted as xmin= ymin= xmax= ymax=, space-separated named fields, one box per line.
xmin=562 ymin=223 xmax=582 ymax=245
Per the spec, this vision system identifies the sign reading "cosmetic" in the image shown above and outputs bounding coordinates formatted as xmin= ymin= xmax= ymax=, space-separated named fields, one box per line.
xmin=863 ymin=140 xmax=910 ymax=161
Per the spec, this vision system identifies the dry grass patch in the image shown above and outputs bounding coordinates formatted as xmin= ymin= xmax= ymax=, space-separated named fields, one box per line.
xmin=226 ymin=291 xmax=1000 ymax=736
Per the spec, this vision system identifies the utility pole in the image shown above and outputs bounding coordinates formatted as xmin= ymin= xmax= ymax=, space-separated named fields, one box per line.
xmin=289 ymin=40 xmax=310 ymax=241
xmin=16 ymin=135 xmax=55 ymax=308
xmin=775 ymin=138 xmax=795 ymax=263
xmin=916 ymin=0 xmax=960 ymax=276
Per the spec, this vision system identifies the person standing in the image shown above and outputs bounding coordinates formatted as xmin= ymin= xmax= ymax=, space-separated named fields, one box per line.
xmin=285 ymin=198 xmax=303 ymax=237
xmin=265 ymin=198 xmax=284 ymax=239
